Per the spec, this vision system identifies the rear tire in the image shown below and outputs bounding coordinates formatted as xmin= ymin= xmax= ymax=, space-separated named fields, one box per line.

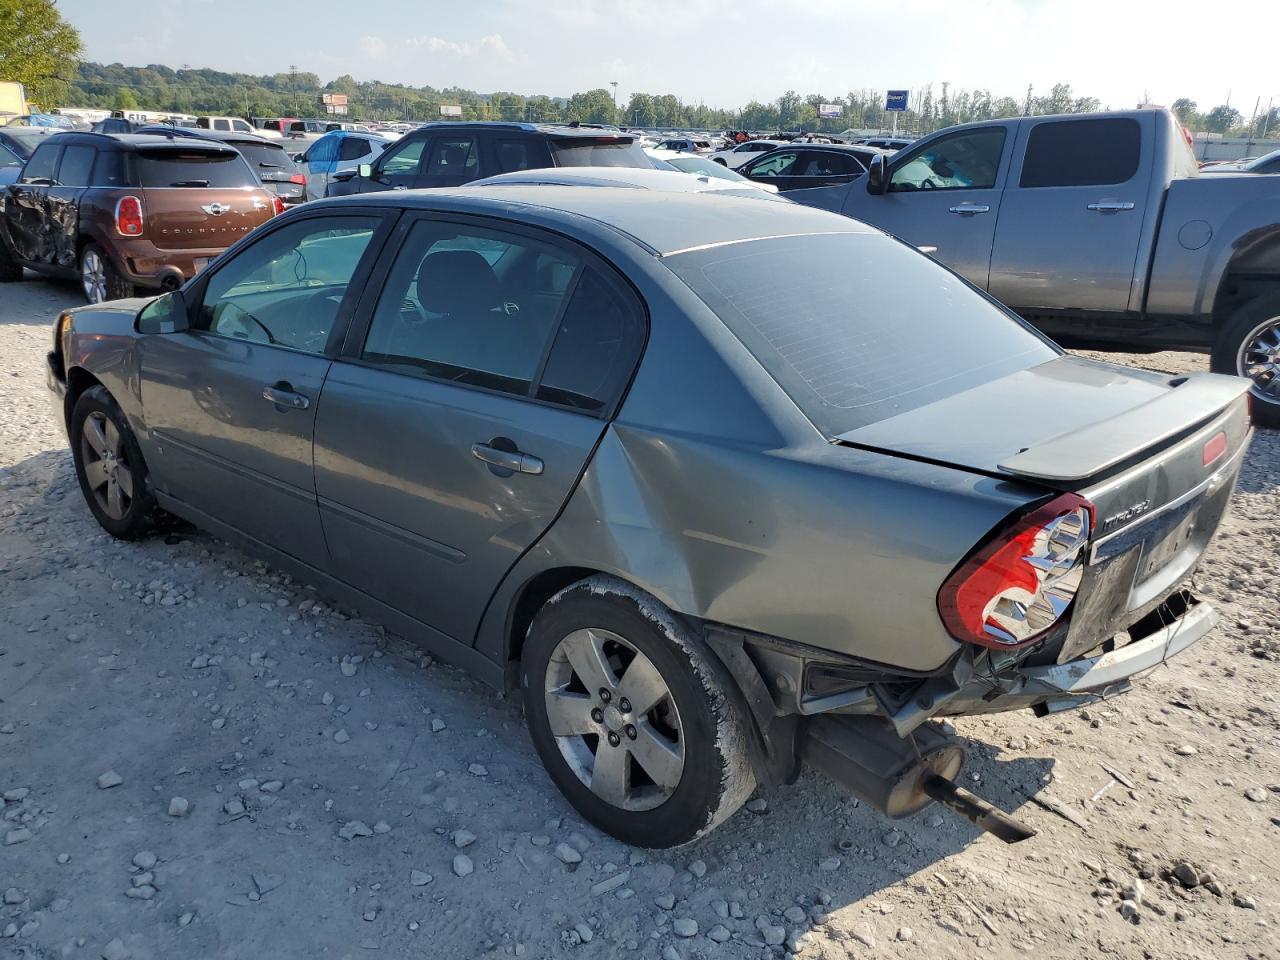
xmin=713 ymin=157 xmax=727 ymax=166
xmin=522 ymin=576 xmax=755 ymax=848
xmin=1212 ymin=294 xmax=1280 ymax=429
xmin=0 ymin=238 xmax=22 ymax=282
xmin=80 ymin=243 xmax=135 ymax=304
xmin=70 ymin=386 xmax=161 ymax=539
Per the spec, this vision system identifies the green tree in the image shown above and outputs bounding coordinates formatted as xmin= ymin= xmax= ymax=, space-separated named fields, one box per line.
xmin=1171 ymin=98 xmax=1197 ymax=124
xmin=0 ymin=0 xmax=82 ymax=109
xmin=566 ymin=87 xmax=616 ymax=125
xmin=112 ymin=86 xmax=138 ymax=111
xmin=1205 ymin=104 xmax=1241 ymax=133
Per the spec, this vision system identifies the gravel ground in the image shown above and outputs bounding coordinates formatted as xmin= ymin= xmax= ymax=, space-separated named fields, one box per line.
xmin=2 ymin=274 xmax=1278 ymax=960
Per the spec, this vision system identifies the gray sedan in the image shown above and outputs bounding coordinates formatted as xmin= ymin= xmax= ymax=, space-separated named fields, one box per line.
xmin=46 ymin=186 xmax=1250 ymax=847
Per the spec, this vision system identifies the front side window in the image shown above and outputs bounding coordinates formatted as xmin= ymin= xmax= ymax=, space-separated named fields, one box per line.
xmin=747 ymin=152 xmax=799 ymax=178
xmin=378 ymin=138 xmax=427 ymax=176
xmin=889 ymin=128 xmax=1006 ymax=192
xmin=361 ymin=220 xmax=577 ymax=398
xmin=196 ymin=216 xmax=379 ymax=354
xmin=1019 ymin=118 xmax=1140 ymax=188
xmin=20 ymin=143 xmax=59 ymax=184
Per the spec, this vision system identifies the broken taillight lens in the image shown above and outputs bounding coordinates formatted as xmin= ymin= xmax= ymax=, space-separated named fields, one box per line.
xmin=115 ymin=196 xmax=144 ymax=237
xmin=271 ymin=195 xmax=286 ymax=216
xmin=937 ymin=493 xmax=1093 ymax=648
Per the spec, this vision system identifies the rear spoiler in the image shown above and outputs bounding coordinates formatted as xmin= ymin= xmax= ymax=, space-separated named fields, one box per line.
xmin=996 ymin=374 xmax=1250 ymax=482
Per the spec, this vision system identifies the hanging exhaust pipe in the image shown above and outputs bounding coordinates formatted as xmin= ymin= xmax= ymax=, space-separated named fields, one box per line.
xmin=803 ymin=715 xmax=1035 ymax=844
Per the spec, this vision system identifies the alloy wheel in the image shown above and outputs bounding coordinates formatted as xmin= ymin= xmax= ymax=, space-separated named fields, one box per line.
xmin=544 ymin=628 xmax=685 ymax=811
xmin=80 ymin=411 xmax=133 ymax=520
xmin=1237 ymin=315 xmax=1280 ymax=403
xmin=81 ymin=250 xmax=107 ymax=304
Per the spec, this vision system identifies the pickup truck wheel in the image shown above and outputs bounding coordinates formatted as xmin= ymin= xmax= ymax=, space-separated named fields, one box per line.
xmin=1213 ymin=296 xmax=1280 ymax=428
xmin=70 ymin=386 xmax=161 ymax=539
xmin=522 ymin=576 xmax=755 ymax=848
xmin=80 ymin=244 xmax=135 ymax=304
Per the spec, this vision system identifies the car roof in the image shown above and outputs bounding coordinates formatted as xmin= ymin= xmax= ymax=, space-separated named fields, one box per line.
xmin=40 ymin=132 xmax=243 ymax=154
xmin=314 ymin=183 xmax=873 ymax=256
xmin=135 ymin=126 xmax=282 ymax=147
xmin=409 ymin=121 xmax=636 ymax=142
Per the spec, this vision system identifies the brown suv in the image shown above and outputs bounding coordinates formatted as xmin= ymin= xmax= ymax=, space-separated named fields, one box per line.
xmin=0 ymin=132 xmax=280 ymax=303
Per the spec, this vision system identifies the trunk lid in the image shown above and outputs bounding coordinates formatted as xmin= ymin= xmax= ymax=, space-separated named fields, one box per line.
xmin=837 ymin=354 xmax=1253 ymax=661
xmin=139 ymin=185 xmax=274 ymax=251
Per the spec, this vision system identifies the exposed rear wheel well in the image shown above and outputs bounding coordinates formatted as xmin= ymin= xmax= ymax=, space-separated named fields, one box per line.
xmin=506 ymin=566 xmax=602 ymax=667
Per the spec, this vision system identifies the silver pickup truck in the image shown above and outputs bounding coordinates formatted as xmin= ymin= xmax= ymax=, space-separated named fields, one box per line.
xmin=788 ymin=109 xmax=1280 ymax=426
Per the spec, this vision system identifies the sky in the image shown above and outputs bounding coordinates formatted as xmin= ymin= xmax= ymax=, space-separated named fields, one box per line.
xmin=58 ymin=0 xmax=1278 ymax=117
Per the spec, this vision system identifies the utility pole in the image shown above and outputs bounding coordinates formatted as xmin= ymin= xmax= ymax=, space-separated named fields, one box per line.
xmin=289 ymin=65 xmax=299 ymax=116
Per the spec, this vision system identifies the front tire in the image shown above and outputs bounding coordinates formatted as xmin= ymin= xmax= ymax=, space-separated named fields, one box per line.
xmin=70 ymin=386 xmax=160 ymax=539
xmin=0 ymin=238 xmax=22 ymax=282
xmin=522 ymin=576 xmax=755 ymax=848
xmin=1212 ymin=294 xmax=1280 ymax=428
xmin=80 ymin=243 xmax=135 ymax=304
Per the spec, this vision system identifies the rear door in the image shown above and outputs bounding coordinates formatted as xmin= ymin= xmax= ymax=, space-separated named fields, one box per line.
xmin=45 ymin=142 xmax=95 ymax=270
xmin=139 ymin=211 xmax=391 ymax=568
xmin=988 ymin=114 xmax=1153 ymax=314
xmin=3 ymin=140 xmax=60 ymax=262
xmin=840 ymin=124 xmax=1013 ymax=289
xmin=313 ymin=214 xmax=645 ymax=641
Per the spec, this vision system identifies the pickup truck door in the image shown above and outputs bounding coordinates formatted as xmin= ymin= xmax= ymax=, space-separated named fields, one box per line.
xmin=988 ymin=114 xmax=1153 ymax=314
xmin=839 ymin=125 xmax=1012 ymax=289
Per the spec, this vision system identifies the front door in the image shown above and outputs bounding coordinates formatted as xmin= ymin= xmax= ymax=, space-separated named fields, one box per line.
xmin=2 ymin=140 xmax=60 ymax=262
xmin=314 ymin=215 xmax=644 ymax=642
xmin=45 ymin=143 xmax=95 ymax=271
xmin=139 ymin=212 xmax=388 ymax=568
xmin=365 ymin=135 xmax=429 ymax=191
xmin=988 ymin=114 xmax=1153 ymax=314
xmin=840 ymin=125 xmax=1012 ymax=289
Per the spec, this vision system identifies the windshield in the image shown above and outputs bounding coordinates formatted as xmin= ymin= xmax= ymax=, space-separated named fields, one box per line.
xmin=133 ymin=149 xmax=257 ymax=188
xmin=2 ymin=131 xmax=48 ymax=160
xmin=550 ymin=137 xmax=650 ymax=168
xmin=230 ymin=141 xmax=297 ymax=176
xmin=666 ymin=156 xmax=750 ymax=183
xmin=666 ymin=233 xmax=1058 ymax=434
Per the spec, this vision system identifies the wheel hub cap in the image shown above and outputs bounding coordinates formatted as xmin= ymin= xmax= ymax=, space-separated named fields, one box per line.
xmin=1238 ymin=315 xmax=1280 ymax=402
xmin=544 ymin=627 xmax=685 ymax=812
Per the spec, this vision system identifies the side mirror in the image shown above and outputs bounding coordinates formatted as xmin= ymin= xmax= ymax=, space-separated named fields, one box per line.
xmin=358 ymin=163 xmax=373 ymax=179
xmin=135 ymin=290 xmax=189 ymax=335
xmin=866 ymin=154 xmax=888 ymax=195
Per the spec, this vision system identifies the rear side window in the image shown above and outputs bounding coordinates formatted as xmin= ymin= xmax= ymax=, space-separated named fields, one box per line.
xmin=667 ymin=233 xmax=1056 ymax=435
xmin=537 ymin=268 xmax=645 ymax=413
xmin=57 ymin=145 xmax=96 ymax=186
xmin=20 ymin=143 xmax=59 ymax=184
xmin=338 ymin=137 xmax=370 ymax=162
xmin=423 ymin=138 xmax=478 ymax=180
xmin=1019 ymin=118 xmax=1141 ymax=188
xmin=133 ymin=149 xmax=256 ymax=188
xmin=550 ymin=137 xmax=649 ymax=167
xmin=92 ymin=151 xmax=128 ymax=187
xmin=496 ymin=138 xmax=552 ymax=173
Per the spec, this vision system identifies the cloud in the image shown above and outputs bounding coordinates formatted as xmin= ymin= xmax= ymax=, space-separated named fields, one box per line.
xmin=359 ymin=32 xmax=519 ymax=67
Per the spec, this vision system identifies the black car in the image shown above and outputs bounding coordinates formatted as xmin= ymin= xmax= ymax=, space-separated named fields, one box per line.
xmin=135 ymin=126 xmax=307 ymax=205
xmin=328 ymin=121 xmax=653 ymax=196
xmin=739 ymin=143 xmax=886 ymax=192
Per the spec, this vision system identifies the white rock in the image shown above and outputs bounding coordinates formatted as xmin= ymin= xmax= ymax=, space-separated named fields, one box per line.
xmin=762 ymin=925 xmax=785 ymax=946
xmin=655 ymin=893 xmax=676 ymax=910
xmin=452 ymin=854 xmax=474 ymax=878
xmin=688 ymin=859 xmax=706 ymax=878
xmin=672 ymin=918 xmax=697 ymax=938
xmin=260 ymin=780 xmax=284 ymax=793
xmin=333 ymin=729 xmax=350 ymax=744
xmin=3 ymin=828 xmax=32 ymax=845
xmin=818 ymin=857 xmax=841 ymax=872
xmin=554 ymin=843 xmax=582 ymax=865
xmin=102 ymin=938 xmax=129 ymax=960
xmin=431 ymin=718 xmax=447 ymax=733
xmin=468 ymin=763 xmax=488 ymax=776
xmin=132 ymin=851 xmax=157 ymax=870
xmin=338 ymin=820 xmax=373 ymax=840
xmin=590 ymin=871 xmax=630 ymax=895
xmin=410 ymin=870 xmax=433 ymax=887
xmin=167 ymin=797 xmax=189 ymax=817
xmin=707 ymin=924 xmax=731 ymax=943
xmin=745 ymin=797 xmax=768 ymax=813
xmin=373 ymin=821 xmax=391 ymax=834
xmin=97 ymin=771 xmax=124 ymax=790
xmin=453 ymin=829 xmax=476 ymax=848
xmin=252 ymin=873 xmax=283 ymax=895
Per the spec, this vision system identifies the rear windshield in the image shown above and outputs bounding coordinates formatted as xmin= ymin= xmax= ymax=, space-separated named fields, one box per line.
xmin=132 ymin=148 xmax=256 ymax=188
xmin=666 ymin=233 xmax=1058 ymax=435
xmin=550 ymin=137 xmax=650 ymax=168
xmin=230 ymin=141 xmax=296 ymax=174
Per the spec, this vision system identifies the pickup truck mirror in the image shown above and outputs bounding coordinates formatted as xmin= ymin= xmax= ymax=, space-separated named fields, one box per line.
xmin=135 ymin=290 xmax=189 ymax=335
xmin=866 ymin=154 xmax=888 ymax=195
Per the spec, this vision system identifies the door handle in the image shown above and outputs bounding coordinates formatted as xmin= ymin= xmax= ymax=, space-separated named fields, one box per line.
xmin=471 ymin=442 xmax=544 ymax=476
xmin=948 ymin=204 xmax=990 ymax=216
xmin=1087 ymin=201 xmax=1135 ymax=212
xmin=262 ymin=384 xmax=310 ymax=409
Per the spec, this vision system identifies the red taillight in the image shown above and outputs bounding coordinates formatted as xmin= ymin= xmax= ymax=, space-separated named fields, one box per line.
xmin=115 ymin=196 xmax=144 ymax=237
xmin=1202 ymin=431 xmax=1227 ymax=466
xmin=289 ymin=174 xmax=306 ymax=185
xmin=271 ymin=195 xmax=286 ymax=216
xmin=938 ymin=493 xmax=1094 ymax=649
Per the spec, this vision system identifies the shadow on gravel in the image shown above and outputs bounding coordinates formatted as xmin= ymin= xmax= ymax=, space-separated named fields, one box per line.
xmin=1236 ymin=427 xmax=1280 ymax=495
xmin=0 ymin=272 xmax=83 ymax=325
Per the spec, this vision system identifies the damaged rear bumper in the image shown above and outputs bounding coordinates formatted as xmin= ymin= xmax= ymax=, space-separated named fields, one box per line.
xmin=938 ymin=593 xmax=1218 ymax=716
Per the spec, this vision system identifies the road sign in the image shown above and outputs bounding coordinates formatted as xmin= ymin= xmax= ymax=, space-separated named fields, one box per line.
xmin=818 ymin=103 xmax=842 ymax=119
xmin=440 ymin=105 xmax=463 ymax=117
xmin=885 ymin=90 xmax=909 ymax=112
